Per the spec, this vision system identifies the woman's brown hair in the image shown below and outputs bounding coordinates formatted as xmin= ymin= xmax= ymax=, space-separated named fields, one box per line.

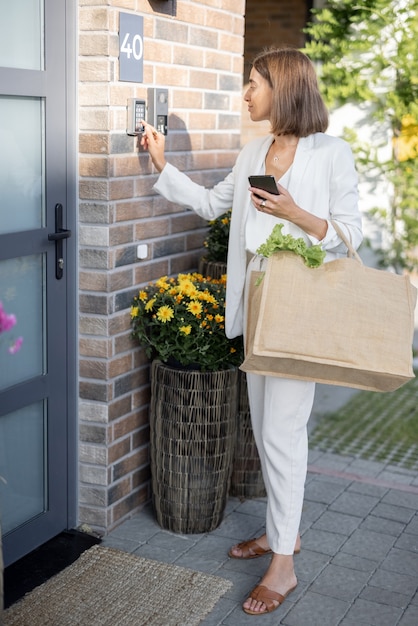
xmin=252 ymin=47 xmax=329 ymax=136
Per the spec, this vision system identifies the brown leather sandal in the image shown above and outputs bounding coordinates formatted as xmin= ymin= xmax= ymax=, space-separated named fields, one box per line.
xmin=228 ymin=537 xmax=300 ymax=559
xmin=243 ymin=583 xmax=297 ymax=615
xmin=228 ymin=538 xmax=272 ymax=559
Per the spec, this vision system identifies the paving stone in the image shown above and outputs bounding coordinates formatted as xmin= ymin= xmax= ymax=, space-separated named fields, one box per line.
xmin=381 ymin=547 xmax=418 ymax=576
xmin=331 ymin=551 xmax=379 ymax=573
xmin=347 ymin=458 xmax=388 ymax=477
xmin=372 ymin=503 xmax=415 ymax=524
xmin=360 ymin=514 xmax=406 ymax=537
xmin=304 ymin=477 xmax=348 ymax=505
xmin=347 ymin=480 xmax=389 ymax=498
xmin=282 ymin=590 xmax=350 ymax=626
xmin=397 ymin=605 xmax=418 ymax=625
xmin=294 ymin=549 xmax=331 ymax=582
xmin=231 ymin=497 xmax=267 ymax=519
xmin=360 ymin=585 xmax=412 ymax=609
xmin=394 ymin=532 xmax=418 ymax=552
xmin=405 ymin=514 xmax=418 ymax=535
xmin=377 ymin=470 xmax=415 ymax=485
xmin=298 ymin=527 xmax=348 ymax=556
xmin=301 ymin=499 xmax=328 ymax=525
xmin=341 ymin=528 xmax=396 ymax=561
xmin=313 ymin=510 xmax=362 ymax=536
xmin=368 ymin=568 xmax=418 ymax=597
xmin=210 ymin=510 xmax=265 ymax=541
xmin=311 ymin=451 xmax=355 ymax=472
xmin=329 ymin=490 xmax=381 ymax=517
xmin=310 ymin=563 xmax=370 ymax=601
xmin=382 ymin=489 xmax=418 ymax=510
xmin=199 ymin=597 xmax=237 ymax=626
xmin=342 ymin=597 xmax=403 ymax=625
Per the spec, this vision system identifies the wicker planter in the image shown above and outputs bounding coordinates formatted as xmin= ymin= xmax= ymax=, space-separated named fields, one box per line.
xmin=150 ymin=360 xmax=238 ymax=534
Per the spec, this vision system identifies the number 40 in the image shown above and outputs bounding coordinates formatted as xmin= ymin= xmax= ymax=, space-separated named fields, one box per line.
xmin=121 ymin=32 xmax=143 ymax=60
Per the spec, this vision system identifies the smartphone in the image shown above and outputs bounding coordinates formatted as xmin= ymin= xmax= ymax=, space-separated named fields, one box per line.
xmin=248 ymin=175 xmax=280 ymax=199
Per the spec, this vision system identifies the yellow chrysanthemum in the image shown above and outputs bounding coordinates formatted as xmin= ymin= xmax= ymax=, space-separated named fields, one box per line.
xmin=156 ymin=277 xmax=169 ymax=289
xmin=215 ymin=314 xmax=224 ymax=323
xmin=187 ymin=300 xmax=203 ymax=316
xmin=131 ymin=306 xmax=139 ymax=318
xmin=179 ymin=325 xmax=192 ymax=335
xmin=178 ymin=278 xmax=197 ymax=296
xmin=156 ymin=305 xmax=174 ymax=323
xmin=138 ymin=290 xmax=148 ymax=302
xmin=145 ymin=298 xmax=156 ymax=311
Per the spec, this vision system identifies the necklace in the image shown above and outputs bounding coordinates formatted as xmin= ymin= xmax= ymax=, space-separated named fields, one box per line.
xmin=271 ymin=139 xmax=299 ymax=164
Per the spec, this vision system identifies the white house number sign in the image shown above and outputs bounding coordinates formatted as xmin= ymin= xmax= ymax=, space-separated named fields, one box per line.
xmin=119 ymin=12 xmax=144 ymax=83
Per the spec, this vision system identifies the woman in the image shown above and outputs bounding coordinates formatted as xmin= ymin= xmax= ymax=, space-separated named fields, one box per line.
xmin=141 ymin=47 xmax=362 ymax=616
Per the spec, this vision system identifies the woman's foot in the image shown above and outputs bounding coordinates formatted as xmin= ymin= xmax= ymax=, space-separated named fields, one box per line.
xmin=243 ymin=553 xmax=298 ymax=615
xmin=228 ymin=532 xmax=301 ymax=559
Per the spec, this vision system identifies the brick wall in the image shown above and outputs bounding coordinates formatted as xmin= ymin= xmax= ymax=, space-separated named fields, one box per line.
xmin=242 ymin=0 xmax=311 ymax=145
xmin=78 ymin=0 xmax=246 ymax=534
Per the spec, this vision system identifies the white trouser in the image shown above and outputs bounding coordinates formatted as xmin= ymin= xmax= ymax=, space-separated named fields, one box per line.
xmin=244 ymin=255 xmax=315 ymax=555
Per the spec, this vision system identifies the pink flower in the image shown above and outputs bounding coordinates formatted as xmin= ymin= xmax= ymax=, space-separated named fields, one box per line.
xmin=8 ymin=336 xmax=23 ymax=355
xmin=0 ymin=301 xmax=17 ymax=333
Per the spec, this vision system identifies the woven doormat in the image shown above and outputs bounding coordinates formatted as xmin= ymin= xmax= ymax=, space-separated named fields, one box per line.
xmin=3 ymin=545 xmax=233 ymax=626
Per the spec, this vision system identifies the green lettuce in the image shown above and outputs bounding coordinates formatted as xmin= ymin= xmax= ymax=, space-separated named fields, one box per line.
xmin=256 ymin=223 xmax=326 ymax=268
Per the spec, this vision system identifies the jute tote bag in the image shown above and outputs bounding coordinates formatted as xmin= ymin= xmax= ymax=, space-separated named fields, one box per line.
xmin=241 ymin=224 xmax=417 ymax=392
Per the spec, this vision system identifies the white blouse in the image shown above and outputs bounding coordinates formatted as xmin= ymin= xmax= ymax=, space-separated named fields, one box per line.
xmin=245 ymin=167 xmax=293 ymax=254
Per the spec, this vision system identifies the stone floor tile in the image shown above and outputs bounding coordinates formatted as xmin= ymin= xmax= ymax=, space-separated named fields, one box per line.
xmin=405 ymin=514 xmax=418 ymax=535
xmin=381 ymin=547 xmax=418 ymax=577
xmin=301 ymin=528 xmax=348 ymax=557
xmin=394 ymin=532 xmax=418 ymax=552
xmin=329 ymin=490 xmax=380 ymax=517
xmin=347 ymin=481 xmax=389 ymax=498
xmin=341 ymin=528 xmax=396 ymax=561
xmin=310 ymin=451 xmax=355 ymax=472
xmin=368 ymin=566 xmax=418 ymax=597
xmin=331 ymin=551 xmax=379 ymax=573
xmin=199 ymin=597 xmax=237 ymax=626
xmin=294 ymin=549 xmax=331 ymax=582
xmin=231 ymin=497 xmax=267 ymax=518
xmin=397 ymin=606 xmax=418 ymax=626
xmin=360 ymin=585 xmax=412 ymax=609
xmin=360 ymin=514 xmax=406 ymax=537
xmin=381 ymin=489 xmax=418 ymax=510
xmin=310 ymin=563 xmax=370 ymax=601
xmin=282 ymin=590 xmax=350 ymax=626
xmin=313 ymin=510 xmax=362 ymax=536
xmin=100 ymin=535 xmax=142 ymax=553
xmin=346 ymin=458 xmax=388 ymax=477
xmin=301 ymin=499 xmax=328 ymax=525
xmin=304 ymin=477 xmax=348 ymax=505
xmin=342 ymin=597 xmax=403 ymax=626
xmin=372 ymin=503 xmax=415 ymax=524
xmin=210 ymin=510 xmax=265 ymax=541
xmin=376 ymin=470 xmax=415 ymax=485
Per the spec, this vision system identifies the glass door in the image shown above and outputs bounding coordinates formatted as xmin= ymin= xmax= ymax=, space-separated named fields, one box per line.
xmin=0 ymin=0 xmax=75 ymax=566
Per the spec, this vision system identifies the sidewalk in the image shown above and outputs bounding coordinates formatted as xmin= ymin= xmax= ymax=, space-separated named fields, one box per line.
xmin=103 ymin=384 xmax=418 ymax=625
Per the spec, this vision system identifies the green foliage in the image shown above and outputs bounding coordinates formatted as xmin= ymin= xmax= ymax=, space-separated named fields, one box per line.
xmin=304 ymin=0 xmax=418 ymax=271
xmin=257 ymin=223 xmax=326 ymax=268
xmin=203 ymin=210 xmax=231 ymax=263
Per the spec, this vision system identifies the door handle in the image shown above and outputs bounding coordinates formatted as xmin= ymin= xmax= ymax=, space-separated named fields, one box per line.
xmin=48 ymin=203 xmax=71 ymax=279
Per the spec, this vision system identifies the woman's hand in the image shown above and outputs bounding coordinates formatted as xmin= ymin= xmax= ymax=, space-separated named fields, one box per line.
xmin=139 ymin=121 xmax=167 ymax=172
xmin=250 ymin=182 xmax=328 ymax=241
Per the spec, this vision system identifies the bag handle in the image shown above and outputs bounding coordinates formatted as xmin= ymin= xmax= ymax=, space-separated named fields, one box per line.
xmin=331 ymin=220 xmax=363 ymax=264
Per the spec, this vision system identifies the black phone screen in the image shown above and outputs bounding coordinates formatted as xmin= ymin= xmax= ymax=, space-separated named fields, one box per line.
xmin=248 ymin=175 xmax=280 ymax=197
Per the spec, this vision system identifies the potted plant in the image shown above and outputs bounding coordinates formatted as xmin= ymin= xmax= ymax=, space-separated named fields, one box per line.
xmin=198 ymin=210 xmax=231 ymax=279
xmin=131 ymin=273 xmax=243 ymax=533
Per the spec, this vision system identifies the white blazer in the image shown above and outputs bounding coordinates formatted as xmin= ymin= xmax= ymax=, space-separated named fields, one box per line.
xmin=154 ymin=132 xmax=363 ymax=339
